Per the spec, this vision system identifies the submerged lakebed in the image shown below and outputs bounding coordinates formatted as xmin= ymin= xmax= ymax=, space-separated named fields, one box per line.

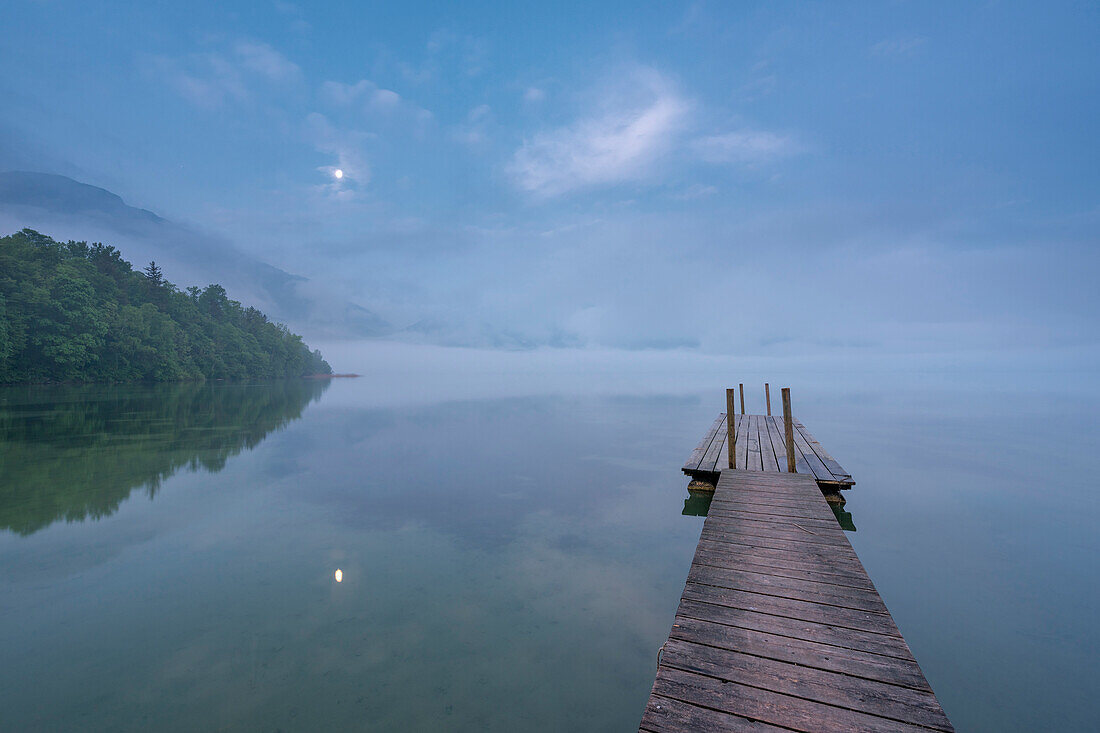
xmin=0 ymin=376 xmax=1097 ymax=731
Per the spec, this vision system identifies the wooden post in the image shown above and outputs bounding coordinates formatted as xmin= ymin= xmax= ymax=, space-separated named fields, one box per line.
xmin=765 ymin=383 xmax=771 ymax=416
xmin=725 ymin=388 xmax=737 ymax=469
xmin=739 ymin=383 xmax=745 ymax=415
xmin=782 ymin=387 xmax=796 ymax=472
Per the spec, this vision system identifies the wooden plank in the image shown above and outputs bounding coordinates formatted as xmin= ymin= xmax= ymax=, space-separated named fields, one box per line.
xmin=720 ymin=486 xmax=829 ymax=504
xmin=650 ymin=667 xmax=941 ymax=733
xmin=764 ymin=415 xmax=791 ymax=476
xmin=787 ymin=419 xmax=835 ymax=484
xmin=715 ymin=416 xmax=731 ymax=472
xmin=699 ymin=416 xmax=730 ymax=473
xmin=701 ymin=519 xmax=853 ymax=550
xmin=727 ymin=469 xmax=812 ymax=484
xmin=709 ymin=496 xmax=836 ymax=518
xmin=759 ymin=414 xmax=780 ymax=471
xmin=694 ymin=529 xmax=866 ymax=565
xmin=705 ymin=501 xmax=841 ymax=523
xmin=793 ymin=418 xmax=853 ymax=483
xmin=721 ymin=480 xmax=826 ymax=496
xmin=736 ymin=415 xmax=749 ymax=470
xmin=658 ymin=640 xmax=954 ymax=731
xmin=701 ymin=513 xmax=861 ymax=546
xmin=693 ymin=533 xmax=868 ymax=569
xmin=683 ymin=414 xmax=725 ymax=472
xmin=692 ymin=541 xmax=875 ymax=588
xmin=769 ymin=416 xmax=811 ymax=474
xmin=689 ymin=558 xmax=877 ymax=594
xmin=688 ymin=564 xmax=891 ymax=614
xmin=668 ymin=616 xmax=931 ymax=691
xmin=700 ymin=517 xmax=853 ymax=546
xmin=641 ymin=694 xmax=787 ymax=732
xmin=703 ymin=513 xmax=842 ymax=536
xmin=673 ymin=598 xmax=918 ymax=661
xmin=708 ymin=495 xmax=839 ymax=518
xmin=703 ymin=508 xmax=841 ymax=531
xmin=712 ymin=484 xmax=833 ymax=503
xmin=745 ymin=415 xmax=763 ymax=471
xmin=681 ymin=581 xmax=903 ymax=637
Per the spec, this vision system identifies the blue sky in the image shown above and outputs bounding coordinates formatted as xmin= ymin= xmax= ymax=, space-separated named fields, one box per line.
xmin=2 ymin=1 xmax=1098 ymax=354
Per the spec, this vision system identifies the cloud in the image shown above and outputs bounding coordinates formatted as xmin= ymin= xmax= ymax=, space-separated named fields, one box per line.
xmin=306 ymin=112 xmax=373 ymax=191
xmin=322 ymin=80 xmax=398 ymax=108
xmin=871 ymin=36 xmax=927 ymax=57
xmin=690 ymin=129 xmax=798 ymax=165
xmin=671 ymin=183 xmax=718 ymax=200
xmin=234 ymin=41 xmax=301 ymax=81
xmin=451 ymin=104 xmax=492 ymax=145
xmin=153 ymin=40 xmax=300 ymax=108
xmin=308 ymin=80 xmax=433 ymax=198
xmin=523 ymin=87 xmax=545 ymax=103
xmin=153 ymin=54 xmax=247 ymax=107
xmin=398 ymin=30 xmax=489 ymax=83
xmin=319 ymin=79 xmax=432 ymax=126
xmin=508 ymin=68 xmax=689 ymax=197
xmin=273 ymin=1 xmax=311 ymax=33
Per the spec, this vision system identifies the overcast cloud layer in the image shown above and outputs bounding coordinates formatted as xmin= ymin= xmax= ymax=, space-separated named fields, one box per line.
xmin=1 ymin=1 xmax=1097 ymax=360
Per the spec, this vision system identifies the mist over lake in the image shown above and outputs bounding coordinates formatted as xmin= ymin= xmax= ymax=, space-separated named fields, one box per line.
xmin=2 ymin=352 xmax=1098 ymax=730
xmin=2 ymin=1 xmax=1099 ymax=730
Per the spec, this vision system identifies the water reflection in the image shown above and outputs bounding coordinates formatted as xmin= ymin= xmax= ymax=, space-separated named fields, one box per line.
xmin=681 ymin=490 xmax=713 ymax=516
xmin=830 ymin=502 xmax=857 ymax=532
xmin=0 ymin=380 xmax=329 ymax=535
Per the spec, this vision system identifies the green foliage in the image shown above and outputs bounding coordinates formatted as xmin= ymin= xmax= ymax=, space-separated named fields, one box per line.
xmin=0 ymin=229 xmax=332 ymax=383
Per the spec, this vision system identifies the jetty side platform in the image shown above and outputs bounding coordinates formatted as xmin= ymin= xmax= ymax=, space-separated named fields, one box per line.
xmin=684 ymin=413 xmax=854 ymax=490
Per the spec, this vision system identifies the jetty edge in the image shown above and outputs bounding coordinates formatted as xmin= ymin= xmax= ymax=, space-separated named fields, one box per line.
xmin=640 ymin=385 xmax=953 ymax=732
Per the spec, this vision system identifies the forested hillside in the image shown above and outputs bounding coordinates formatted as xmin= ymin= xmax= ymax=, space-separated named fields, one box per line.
xmin=0 ymin=229 xmax=331 ymax=383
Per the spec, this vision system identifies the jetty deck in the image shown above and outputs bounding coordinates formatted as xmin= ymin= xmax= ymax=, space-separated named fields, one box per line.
xmin=642 ymin=414 xmax=952 ymax=731
xmin=684 ymin=413 xmax=854 ymax=489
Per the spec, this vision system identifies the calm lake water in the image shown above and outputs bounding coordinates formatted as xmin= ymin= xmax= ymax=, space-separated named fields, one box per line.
xmin=1 ymin=371 xmax=1097 ymax=731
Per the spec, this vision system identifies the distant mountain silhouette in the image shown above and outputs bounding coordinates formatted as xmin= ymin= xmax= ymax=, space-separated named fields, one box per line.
xmin=0 ymin=171 xmax=389 ymax=339
xmin=0 ymin=171 xmax=165 ymax=224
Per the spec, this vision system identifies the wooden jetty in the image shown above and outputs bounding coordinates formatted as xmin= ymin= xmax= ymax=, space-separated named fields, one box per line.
xmin=641 ymin=388 xmax=952 ymax=732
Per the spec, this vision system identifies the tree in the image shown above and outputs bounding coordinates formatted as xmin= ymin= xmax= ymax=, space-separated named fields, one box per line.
xmin=143 ymin=261 xmax=164 ymax=286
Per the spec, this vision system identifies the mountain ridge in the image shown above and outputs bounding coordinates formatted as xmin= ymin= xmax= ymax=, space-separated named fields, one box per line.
xmin=0 ymin=171 xmax=390 ymax=340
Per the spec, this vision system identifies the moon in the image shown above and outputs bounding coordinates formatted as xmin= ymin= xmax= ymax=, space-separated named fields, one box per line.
xmin=333 ymin=169 xmax=344 ymax=179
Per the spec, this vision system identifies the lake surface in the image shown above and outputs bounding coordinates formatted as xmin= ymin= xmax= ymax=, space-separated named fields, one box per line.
xmin=1 ymin=370 xmax=1097 ymax=731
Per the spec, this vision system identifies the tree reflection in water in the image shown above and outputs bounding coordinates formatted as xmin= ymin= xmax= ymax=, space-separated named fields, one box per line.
xmin=0 ymin=380 xmax=329 ymax=535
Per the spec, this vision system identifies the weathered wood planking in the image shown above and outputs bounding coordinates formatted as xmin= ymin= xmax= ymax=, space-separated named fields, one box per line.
xmin=745 ymin=415 xmax=763 ymax=471
xmin=768 ymin=416 xmax=814 ymax=477
xmin=781 ymin=416 xmax=834 ymax=484
xmin=794 ymin=417 xmax=853 ymax=483
xmin=700 ymin=414 xmax=732 ymax=473
xmin=764 ymin=413 xmax=791 ymax=478
xmin=736 ymin=414 xmax=749 ymax=471
xmin=684 ymin=414 xmax=725 ymax=473
xmin=759 ymin=415 xmax=780 ymax=471
xmin=640 ymin=471 xmax=953 ymax=733
xmin=683 ymin=415 xmax=854 ymax=488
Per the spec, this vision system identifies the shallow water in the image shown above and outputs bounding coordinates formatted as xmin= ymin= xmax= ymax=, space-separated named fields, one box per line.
xmin=0 ymin=375 xmax=1097 ymax=731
